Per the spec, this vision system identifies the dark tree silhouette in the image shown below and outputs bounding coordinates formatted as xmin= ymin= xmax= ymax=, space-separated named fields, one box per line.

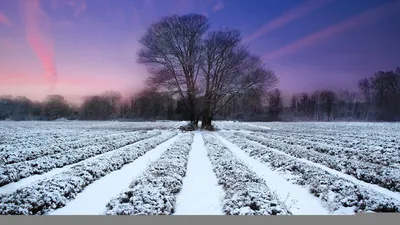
xmin=201 ymin=29 xmax=277 ymax=129
xmin=137 ymin=14 xmax=209 ymax=125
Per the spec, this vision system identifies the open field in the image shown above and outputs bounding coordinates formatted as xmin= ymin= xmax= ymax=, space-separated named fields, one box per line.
xmin=0 ymin=121 xmax=399 ymax=215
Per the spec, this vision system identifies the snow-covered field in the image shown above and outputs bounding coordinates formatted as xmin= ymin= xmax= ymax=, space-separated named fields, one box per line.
xmin=0 ymin=120 xmax=399 ymax=215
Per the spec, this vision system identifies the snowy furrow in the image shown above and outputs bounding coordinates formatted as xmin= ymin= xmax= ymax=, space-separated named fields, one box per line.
xmin=0 ymin=130 xmax=162 ymax=187
xmin=0 ymin=130 xmax=94 ymax=153
xmin=214 ymin=121 xmax=266 ymax=132
xmin=174 ymin=132 xmax=225 ymax=215
xmin=104 ymin=133 xmax=194 ymax=215
xmin=0 ymin=125 xmax=111 ymax=151
xmin=48 ymin=134 xmax=180 ymax=215
xmin=0 ymin=131 xmax=135 ymax=165
xmin=284 ymin=127 xmax=399 ymax=145
xmin=171 ymin=121 xmax=186 ymax=128
xmin=240 ymin=132 xmax=400 ymax=192
xmin=261 ymin=129 xmax=400 ymax=155
xmin=0 ymin=131 xmax=177 ymax=215
xmin=202 ymin=133 xmax=291 ymax=215
xmin=216 ymin=134 xmax=329 ymax=215
xmin=0 ymin=121 xmax=181 ymax=151
xmin=252 ymin=132 xmax=400 ymax=167
xmin=220 ymin=132 xmax=400 ymax=213
xmin=247 ymin=122 xmax=400 ymax=144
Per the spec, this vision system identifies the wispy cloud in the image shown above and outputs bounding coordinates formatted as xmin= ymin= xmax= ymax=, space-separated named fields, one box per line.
xmin=0 ymin=12 xmax=12 ymax=26
xmin=263 ymin=0 xmax=400 ymax=61
xmin=244 ymin=0 xmax=334 ymax=43
xmin=65 ymin=0 xmax=87 ymax=18
xmin=213 ymin=1 xmax=224 ymax=12
xmin=23 ymin=0 xmax=57 ymax=87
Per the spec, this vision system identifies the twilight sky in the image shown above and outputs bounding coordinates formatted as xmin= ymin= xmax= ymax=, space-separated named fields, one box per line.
xmin=1 ymin=0 xmax=399 ymax=103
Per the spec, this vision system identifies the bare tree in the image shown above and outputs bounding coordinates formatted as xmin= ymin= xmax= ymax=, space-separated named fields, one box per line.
xmin=12 ymin=96 xmax=33 ymax=121
xmin=137 ymin=14 xmax=209 ymax=125
xmin=311 ymin=91 xmax=322 ymax=120
xmin=290 ymin=95 xmax=298 ymax=113
xmin=298 ymin=93 xmax=310 ymax=117
xmin=80 ymin=95 xmax=114 ymax=120
xmin=201 ymin=29 xmax=277 ymax=128
xmin=266 ymin=88 xmax=283 ymax=120
xmin=358 ymin=78 xmax=372 ymax=119
xmin=43 ymin=95 xmax=71 ymax=120
xmin=336 ymin=90 xmax=356 ymax=119
xmin=137 ymin=14 xmax=277 ymax=129
xmin=102 ymin=91 xmax=122 ymax=118
xmin=370 ymin=70 xmax=400 ymax=121
xmin=319 ymin=90 xmax=336 ymax=121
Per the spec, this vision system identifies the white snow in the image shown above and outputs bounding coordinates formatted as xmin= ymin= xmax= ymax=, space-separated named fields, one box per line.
xmin=47 ymin=135 xmax=180 ymax=215
xmin=241 ymin=135 xmax=400 ymax=202
xmin=174 ymin=131 xmax=225 ymax=215
xmin=243 ymin=122 xmax=272 ymax=130
xmin=0 ymin=164 xmax=73 ymax=195
xmin=294 ymin=156 xmax=400 ymax=202
xmin=0 ymin=132 xmax=155 ymax=195
xmin=216 ymin=134 xmax=330 ymax=215
xmin=1 ymin=121 xmax=399 ymax=215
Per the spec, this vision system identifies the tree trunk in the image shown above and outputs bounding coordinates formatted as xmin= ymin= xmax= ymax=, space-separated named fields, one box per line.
xmin=187 ymin=94 xmax=196 ymax=124
xmin=201 ymin=95 xmax=213 ymax=130
xmin=201 ymin=106 xmax=212 ymax=129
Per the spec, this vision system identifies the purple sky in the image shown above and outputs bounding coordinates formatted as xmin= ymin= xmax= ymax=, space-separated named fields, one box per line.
xmin=1 ymin=0 xmax=399 ymax=103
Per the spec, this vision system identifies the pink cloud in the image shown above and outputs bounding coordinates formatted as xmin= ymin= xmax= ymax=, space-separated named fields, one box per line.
xmin=23 ymin=0 xmax=57 ymax=87
xmin=213 ymin=1 xmax=224 ymax=12
xmin=0 ymin=12 xmax=12 ymax=26
xmin=244 ymin=0 xmax=334 ymax=43
xmin=263 ymin=1 xmax=400 ymax=61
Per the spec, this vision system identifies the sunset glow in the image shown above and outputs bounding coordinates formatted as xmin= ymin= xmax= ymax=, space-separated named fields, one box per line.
xmin=1 ymin=0 xmax=399 ymax=103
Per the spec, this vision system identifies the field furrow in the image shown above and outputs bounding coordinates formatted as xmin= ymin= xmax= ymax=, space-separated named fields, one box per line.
xmin=202 ymin=133 xmax=291 ymax=215
xmin=220 ymin=132 xmax=400 ymax=213
xmin=0 ymin=120 xmax=398 ymax=215
xmin=0 ymin=131 xmax=137 ymax=165
xmin=251 ymin=132 xmax=400 ymax=167
xmin=216 ymin=134 xmax=329 ymax=215
xmin=174 ymin=132 xmax=224 ymax=215
xmin=238 ymin=132 xmax=400 ymax=192
xmin=104 ymin=133 xmax=193 ymax=215
xmin=0 ymin=130 xmax=162 ymax=187
xmin=259 ymin=129 xmax=400 ymax=151
xmin=0 ymin=131 xmax=177 ymax=215
xmin=49 ymin=134 xmax=180 ymax=215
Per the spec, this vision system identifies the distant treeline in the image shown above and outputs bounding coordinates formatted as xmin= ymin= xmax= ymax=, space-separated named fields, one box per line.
xmin=1 ymin=67 xmax=399 ymax=122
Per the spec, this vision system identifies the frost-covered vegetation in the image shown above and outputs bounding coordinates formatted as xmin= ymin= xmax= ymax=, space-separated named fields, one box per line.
xmin=0 ymin=121 xmax=399 ymax=215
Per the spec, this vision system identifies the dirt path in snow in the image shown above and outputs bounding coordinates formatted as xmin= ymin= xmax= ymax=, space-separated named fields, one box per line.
xmin=174 ymin=131 xmax=225 ymax=215
xmin=47 ymin=135 xmax=180 ymax=215
xmin=216 ymin=133 xmax=330 ymax=215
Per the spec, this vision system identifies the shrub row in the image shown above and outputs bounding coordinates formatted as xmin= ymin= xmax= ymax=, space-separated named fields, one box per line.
xmin=105 ymin=133 xmax=194 ymax=215
xmin=202 ymin=133 xmax=290 ymax=215
xmin=0 ymin=131 xmax=177 ymax=215
xmin=221 ymin=132 xmax=400 ymax=213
